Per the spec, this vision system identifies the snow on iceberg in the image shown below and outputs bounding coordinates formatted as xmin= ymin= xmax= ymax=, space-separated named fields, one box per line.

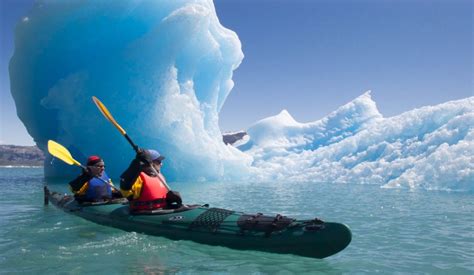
xmin=10 ymin=0 xmax=251 ymax=180
xmin=243 ymin=92 xmax=474 ymax=192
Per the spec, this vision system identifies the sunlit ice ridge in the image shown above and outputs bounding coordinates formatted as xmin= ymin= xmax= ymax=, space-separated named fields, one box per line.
xmin=241 ymin=92 xmax=473 ymax=192
xmin=10 ymin=1 xmax=473 ymax=192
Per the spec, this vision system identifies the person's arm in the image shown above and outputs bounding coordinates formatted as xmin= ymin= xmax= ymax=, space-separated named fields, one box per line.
xmin=120 ymin=158 xmax=142 ymax=191
xmin=120 ymin=150 xmax=151 ymax=200
xmin=69 ymin=171 xmax=93 ymax=194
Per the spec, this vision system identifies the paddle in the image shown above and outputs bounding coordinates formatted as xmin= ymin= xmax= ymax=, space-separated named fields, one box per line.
xmin=91 ymin=96 xmax=170 ymax=190
xmin=47 ymin=139 xmax=120 ymax=192
xmin=92 ymin=96 xmax=139 ymax=153
xmin=48 ymin=140 xmax=86 ymax=169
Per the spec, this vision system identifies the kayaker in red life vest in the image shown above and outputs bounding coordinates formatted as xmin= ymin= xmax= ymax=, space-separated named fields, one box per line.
xmin=69 ymin=156 xmax=121 ymax=202
xmin=120 ymin=149 xmax=182 ymax=212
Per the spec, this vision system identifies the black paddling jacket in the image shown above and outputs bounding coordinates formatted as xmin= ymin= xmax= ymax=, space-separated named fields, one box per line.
xmin=69 ymin=172 xmax=93 ymax=195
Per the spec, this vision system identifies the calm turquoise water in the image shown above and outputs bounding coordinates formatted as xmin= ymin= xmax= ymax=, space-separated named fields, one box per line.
xmin=0 ymin=167 xmax=472 ymax=274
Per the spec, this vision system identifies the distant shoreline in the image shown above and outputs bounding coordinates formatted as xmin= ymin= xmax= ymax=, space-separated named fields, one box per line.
xmin=0 ymin=165 xmax=43 ymax=168
xmin=0 ymin=144 xmax=44 ymax=166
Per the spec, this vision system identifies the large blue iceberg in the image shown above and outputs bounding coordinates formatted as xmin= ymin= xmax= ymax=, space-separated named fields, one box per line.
xmin=10 ymin=0 xmax=251 ymax=181
xmin=10 ymin=0 xmax=473 ymax=191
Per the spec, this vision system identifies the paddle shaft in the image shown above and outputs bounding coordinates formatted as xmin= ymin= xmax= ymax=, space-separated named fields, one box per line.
xmin=124 ymin=133 xmax=139 ymax=153
xmin=92 ymin=96 xmax=170 ymax=191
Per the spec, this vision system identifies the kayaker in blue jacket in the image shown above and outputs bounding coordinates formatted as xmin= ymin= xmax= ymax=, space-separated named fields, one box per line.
xmin=69 ymin=156 xmax=121 ymax=202
xmin=120 ymin=149 xmax=182 ymax=211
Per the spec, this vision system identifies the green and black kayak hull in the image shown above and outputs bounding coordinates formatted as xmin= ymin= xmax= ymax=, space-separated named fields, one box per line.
xmin=45 ymin=188 xmax=351 ymax=259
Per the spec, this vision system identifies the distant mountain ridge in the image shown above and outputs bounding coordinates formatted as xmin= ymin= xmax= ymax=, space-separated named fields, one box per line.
xmin=0 ymin=145 xmax=45 ymax=166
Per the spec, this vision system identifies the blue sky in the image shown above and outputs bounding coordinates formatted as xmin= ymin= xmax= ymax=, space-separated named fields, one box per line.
xmin=1 ymin=0 xmax=472 ymax=145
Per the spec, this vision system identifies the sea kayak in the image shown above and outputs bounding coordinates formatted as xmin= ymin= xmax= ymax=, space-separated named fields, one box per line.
xmin=44 ymin=187 xmax=351 ymax=258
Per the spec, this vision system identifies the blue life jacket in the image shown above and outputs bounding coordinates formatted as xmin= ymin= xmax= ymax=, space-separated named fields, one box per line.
xmin=85 ymin=172 xmax=112 ymax=201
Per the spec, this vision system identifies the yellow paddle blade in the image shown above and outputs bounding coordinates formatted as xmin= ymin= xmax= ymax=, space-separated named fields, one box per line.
xmin=92 ymin=96 xmax=126 ymax=135
xmin=47 ymin=140 xmax=82 ymax=167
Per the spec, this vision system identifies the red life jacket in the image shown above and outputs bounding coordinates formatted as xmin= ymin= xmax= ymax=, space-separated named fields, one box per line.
xmin=130 ymin=172 xmax=168 ymax=211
